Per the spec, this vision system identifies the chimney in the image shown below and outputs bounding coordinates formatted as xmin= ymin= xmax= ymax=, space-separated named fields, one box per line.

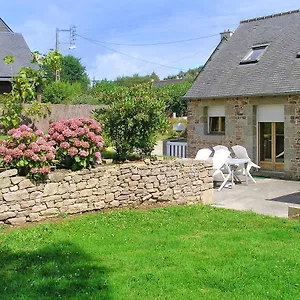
xmin=220 ymin=29 xmax=233 ymax=41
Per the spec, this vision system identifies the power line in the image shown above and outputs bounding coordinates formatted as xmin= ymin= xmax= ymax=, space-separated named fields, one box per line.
xmin=77 ymin=34 xmax=187 ymax=71
xmin=77 ymin=33 xmax=219 ymax=47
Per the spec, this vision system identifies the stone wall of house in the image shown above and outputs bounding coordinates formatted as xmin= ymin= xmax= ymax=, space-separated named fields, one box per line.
xmin=187 ymin=94 xmax=300 ymax=178
xmin=25 ymin=104 xmax=105 ymax=132
xmin=0 ymin=159 xmax=213 ymax=226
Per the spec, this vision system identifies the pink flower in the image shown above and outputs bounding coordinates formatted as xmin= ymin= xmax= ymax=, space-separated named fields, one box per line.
xmin=94 ymin=152 xmax=101 ymax=159
xmin=31 ymin=168 xmax=38 ymax=173
xmin=3 ymin=155 xmax=12 ymax=163
xmin=82 ymin=141 xmax=89 ymax=149
xmin=12 ymin=131 xmax=21 ymax=139
xmin=73 ymin=139 xmax=81 ymax=147
xmin=38 ymin=166 xmax=50 ymax=174
xmin=21 ymin=131 xmax=32 ymax=138
xmin=19 ymin=124 xmax=31 ymax=131
xmin=60 ymin=142 xmax=70 ymax=149
xmin=79 ymin=150 xmax=87 ymax=157
xmin=67 ymin=147 xmax=78 ymax=156
xmin=18 ymin=143 xmax=26 ymax=151
xmin=31 ymin=154 xmax=39 ymax=162
xmin=46 ymin=152 xmax=55 ymax=160
xmin=24 ymin=149 xmax=34 ymax=158
xmin=35 ymin=129 xmax=43 ymax=136
xmin=40 ymin=156 xmax=47 ymax=162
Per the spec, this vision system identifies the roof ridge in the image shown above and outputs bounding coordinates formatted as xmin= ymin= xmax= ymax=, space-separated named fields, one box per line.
xmin=240 ymin=9 xmax=300 ymax=24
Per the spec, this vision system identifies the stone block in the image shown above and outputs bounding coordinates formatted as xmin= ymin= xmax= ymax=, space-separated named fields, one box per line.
xmin=7 ymin=217 xmax=27 ymax=225
xmin=9 ymin=185 xmax=18 ymax=192
xmin=44 ymin=183 xmax=59 ymax=196
xmin=0 ymin=204 xmax=8 ymax=213
xmin=76 ymin=181 xmax=87 ymax=191
xmin=94 ymin=201 xmax=105 ymax=209
xmin=57 ymin=183 xmax=70 ymax=194
xmin=111 ymin=200 xmax=120 ymax=207
xmin=202 ymin=189 xmax=213 ymax=205
xmin=3 ymin=190 xmax=29 ymax=202
xmin=105 ymin=193 xmax=114 ymax=202
xmin=0 ymin=211 xmax=16 ymax=221
xmin=0 ymin=169 xmax=18 ymax=178
xmin=131 ymin=175 xmax=141 ymax=181
xmin=29 ymin=213 xmax=41 ymax=222
xmin=19 ymin=179 xmax=35 ymax=190
xmin=117 ymin=195 xmax=129 ymax=201
xmin=32 ymin=204 xmax=47 ymax=213
xmin=79 ymin=189 xmax=93 ymax=198
xmin=73 ymin=174 xmax=83 ymax=183
xmin=48 ymin=173 xmax=68 ymax=183
xmin=30 ymin=191 xmax=43 ymax=200
xmin=0 ymin=177 xmax=12 ymax=189
xmin=67 ymin=203 xmax=88 ymax=214
xmin=87 ymin=178 xmax=98 ymax=188
xmin=20 ymin=200 xmax=36 ymax=209
xmin=40 ymin=208 xmax=59 ymax=216
xmin=11 ymin=176 xmax=24 ymax=185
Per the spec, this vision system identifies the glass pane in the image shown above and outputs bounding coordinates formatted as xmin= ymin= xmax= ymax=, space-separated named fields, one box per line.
xmin=209 ymin=117 xmax=219 ymax=132
xmin=275 ymin=122 xmax=284 ymax=162
xmin=221 ymin=117 xmax=225 ymax=132
xmin=259 ymin=122 xmax=272 ymax=161
xmin=245 ymin=46 xmax=267 ymax=61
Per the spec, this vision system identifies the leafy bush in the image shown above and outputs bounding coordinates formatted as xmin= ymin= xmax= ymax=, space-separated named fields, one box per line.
xmin=0 ymin=125 xmax=56 ymax=180
xmin=42 ymin=81 xmax=82 ymax=104
xmin=48 ymin=118 xmax=104 ymax=170
xmin=94 ymin=83 xmax=168 ymax=161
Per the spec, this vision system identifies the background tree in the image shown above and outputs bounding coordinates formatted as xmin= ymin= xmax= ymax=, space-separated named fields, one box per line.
xmin=60 ymin=55 xmax=89 ymax=89
xmin=163 ymin=67 xmax=202 ymax=83
xmin=114 ymin=72 xmax=159 ymax=87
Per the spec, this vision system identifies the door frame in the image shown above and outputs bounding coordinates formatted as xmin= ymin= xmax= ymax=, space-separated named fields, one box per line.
xmin=258 ymin=122 xmax=284 ymax=170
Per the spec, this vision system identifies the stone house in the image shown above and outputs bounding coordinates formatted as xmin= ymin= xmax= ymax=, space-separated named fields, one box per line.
xmin=0 ymin=18 xmax=33 ymax=94
xmin=184 ymin=9 xmax=300 ymax=178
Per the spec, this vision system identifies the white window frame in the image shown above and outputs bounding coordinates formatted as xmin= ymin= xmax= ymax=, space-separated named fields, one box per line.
xmin=207 ymin=106 xmax=225 ymax=134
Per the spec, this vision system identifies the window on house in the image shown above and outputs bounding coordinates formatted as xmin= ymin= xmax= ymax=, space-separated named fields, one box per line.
xmin=207 ymin=106 xmax=225 ymax=135
xmin=240 ymin=44 xmax=268 ymax=64
xmin=209 ymin=116 xmax=225 ymax=133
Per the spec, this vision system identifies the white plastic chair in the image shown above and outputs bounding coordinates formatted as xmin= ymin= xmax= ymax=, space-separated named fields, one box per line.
xmin=213 ymin=145 xmax=229 ymax=152
xmin=231 ymin=145 xmax=260 ymax=183
xmin=195 ymin=148 xmax=212 ymax=161
xmin=212 ymin=149 xmax=232 ymax=191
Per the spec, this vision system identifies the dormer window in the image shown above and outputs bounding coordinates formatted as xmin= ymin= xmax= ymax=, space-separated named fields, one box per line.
xmin=240 ymin=44 xmax=268 ymax=64
xmin=297 ymin=51 xmax=300 ymax=58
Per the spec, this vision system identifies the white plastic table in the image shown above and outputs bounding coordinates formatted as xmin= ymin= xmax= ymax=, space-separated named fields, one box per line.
xmin=226 ymin=157 xmax=249 ymax=188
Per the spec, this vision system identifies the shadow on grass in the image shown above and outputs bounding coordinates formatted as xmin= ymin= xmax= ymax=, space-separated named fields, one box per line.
xmin=0 ymin=241 xmax=109 ymax=299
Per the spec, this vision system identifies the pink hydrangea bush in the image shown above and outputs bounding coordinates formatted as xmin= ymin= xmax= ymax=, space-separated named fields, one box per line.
xmin=48 ymin=118 xmax=104 ymax=170
xmin=0 ymin=125 xmax=56 ymax=180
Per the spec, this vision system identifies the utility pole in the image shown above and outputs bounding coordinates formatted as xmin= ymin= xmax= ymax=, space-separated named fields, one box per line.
xmin=55 ymin=25 xmax=76 ymax=81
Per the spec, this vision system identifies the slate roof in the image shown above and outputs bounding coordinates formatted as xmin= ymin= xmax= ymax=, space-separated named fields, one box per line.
xmin=152 ymin=78 xmax=184 ymax=87
xmin=185 ymin=9 xmax=300 ymax=99
xmin=0 ymin=18 xmax=12 ymax=32
xmin=0 ymin=32 xmax=33 ymax=81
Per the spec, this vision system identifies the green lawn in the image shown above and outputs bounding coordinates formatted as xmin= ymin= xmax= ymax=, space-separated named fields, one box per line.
xmin=0 ymin=205 xmax=299 ymax=299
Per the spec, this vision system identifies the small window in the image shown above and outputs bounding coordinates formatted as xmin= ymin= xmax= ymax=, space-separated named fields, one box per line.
xmin=240 ymin=44 xmax=268 ymax=64
xmin=209 ymin=116 xmax=225 ymax=134
xmin=297 ymin=51 xmax=300 ymax=58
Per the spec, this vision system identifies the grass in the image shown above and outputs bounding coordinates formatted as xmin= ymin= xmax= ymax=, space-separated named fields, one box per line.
xmin=0 ymin=205 xmax=299 ymax=299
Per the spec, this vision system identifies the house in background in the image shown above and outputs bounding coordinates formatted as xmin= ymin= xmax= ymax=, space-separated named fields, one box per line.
xmin=0 ymin=18 xmax=33 ymax=93
xmin=184 ymin=9 xmax=300 ymax=178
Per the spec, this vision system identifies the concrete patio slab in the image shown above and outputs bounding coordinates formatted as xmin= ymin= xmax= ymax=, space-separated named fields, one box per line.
xmin=212 ymin=177 xmax=300 ymax=218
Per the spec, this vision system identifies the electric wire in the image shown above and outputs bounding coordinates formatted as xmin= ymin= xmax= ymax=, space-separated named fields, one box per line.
xmin=77 ymin=34 xmax=188 ymax=71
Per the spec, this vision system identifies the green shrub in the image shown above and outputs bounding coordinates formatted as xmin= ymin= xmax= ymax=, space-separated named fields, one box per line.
xmin=42 ymin=81 xmax=82 ymax=104
xmin=94 ymin=83 xmax=168 ymax=161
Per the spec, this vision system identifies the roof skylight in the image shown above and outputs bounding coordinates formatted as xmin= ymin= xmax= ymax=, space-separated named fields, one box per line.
xmin=240 ymin=44 xmax=268 ymax=64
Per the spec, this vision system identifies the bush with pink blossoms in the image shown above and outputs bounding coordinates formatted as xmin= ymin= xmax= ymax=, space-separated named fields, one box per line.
xmin=48 ymin=118 xmax=104 ymax=170
xmin=0 ymin=125 xmax=56 ymax=180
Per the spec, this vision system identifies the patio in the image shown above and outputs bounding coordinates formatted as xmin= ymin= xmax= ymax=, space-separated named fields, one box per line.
xmin=212 ymin=177 xmax=300 ymax=218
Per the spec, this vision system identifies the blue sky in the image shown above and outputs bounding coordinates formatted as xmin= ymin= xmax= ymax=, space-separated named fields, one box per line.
xmin=2 ymin=1 xmax=299 ymax=80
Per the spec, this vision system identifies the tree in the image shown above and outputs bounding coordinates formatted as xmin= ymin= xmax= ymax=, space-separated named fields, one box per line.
xmin=1 ymin=50 xmax=61 ymax=131
xmin=93 ymin=83 xmax=168 ymax=160
xmin=155 ymin=81 xmax=192 ymax=117
xmin=60 ymin=55 xmax=89 ymax=89
xmin=163 ymin=67 xmax=202 ymax=83
xmin=114 ymin=73 xmax=159 ymax=87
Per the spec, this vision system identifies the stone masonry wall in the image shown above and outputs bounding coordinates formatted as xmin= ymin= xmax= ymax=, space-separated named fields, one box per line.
xmin=0 ymin=159 xmax=213 ymax=226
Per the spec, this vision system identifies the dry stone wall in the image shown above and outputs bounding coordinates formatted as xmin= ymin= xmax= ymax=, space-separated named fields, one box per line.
xmin=0 ymin=160 xmax=213 ymax=226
